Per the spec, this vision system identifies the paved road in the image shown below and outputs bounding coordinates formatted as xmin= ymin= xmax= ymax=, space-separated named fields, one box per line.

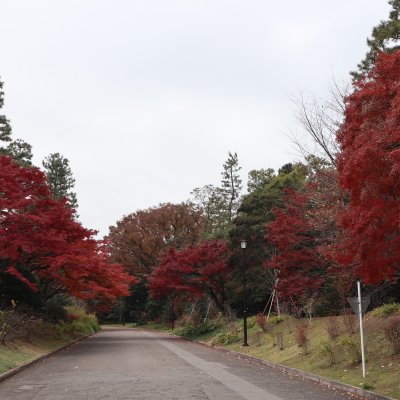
xmin=0 ymin=328 xmax=361 ymax=400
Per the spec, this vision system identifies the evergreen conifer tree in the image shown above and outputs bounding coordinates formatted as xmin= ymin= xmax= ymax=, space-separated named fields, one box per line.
xmin=190 ymin=152 xmax=242 ymax=239
xmin=221 ymin=151 xmax=242 ymax=223
xmin=351 ymin=0 xmax=400 ymax=80
xmin=0 ymin=78 xmax=12 ymax=153
xmin=0 ymin=77 xmax=33 ymax=166
xmin=42 ymin=153 xmax=78 ymax=212
xmin=7 ymin=139 xmax=33 ymax=167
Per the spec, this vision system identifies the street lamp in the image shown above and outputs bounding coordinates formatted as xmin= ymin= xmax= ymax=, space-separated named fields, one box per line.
xmin=241 ymin=240 xmax=249 ymax=346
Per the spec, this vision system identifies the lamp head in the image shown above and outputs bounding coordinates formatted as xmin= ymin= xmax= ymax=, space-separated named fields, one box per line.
xmin=240 ymin=240 xmax=247 ymax=249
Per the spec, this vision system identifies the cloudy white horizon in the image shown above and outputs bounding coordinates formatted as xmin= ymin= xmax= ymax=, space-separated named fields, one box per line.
xmin=0 ymin=0 xmax=390 ymax=237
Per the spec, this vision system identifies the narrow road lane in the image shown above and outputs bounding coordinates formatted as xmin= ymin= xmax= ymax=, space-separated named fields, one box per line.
xmin=0 ymin=328 xmax=360 ymax=400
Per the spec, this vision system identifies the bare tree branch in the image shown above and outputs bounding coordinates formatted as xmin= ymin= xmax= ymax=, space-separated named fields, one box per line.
xmin=290 ymin=78 xmax=351 ymax=170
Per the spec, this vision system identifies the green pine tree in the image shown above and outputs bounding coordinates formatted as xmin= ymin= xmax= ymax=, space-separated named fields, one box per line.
xmin=0 ymin=78 xmax=13 ymax=153
xmin=247 ymin=168 xmax=275 ymax=193
xmin=7 ymin=139 xmax=33 ymax=167
xmin=42 ymin=153 xmax=78 ymax=212
xmin=0 ymin=77 xmax=33 ymax=166
xmin=221 ymin=151 xmax=242 ymax=223
xmin=351 ymin=0 xmax=400 ymax=80
xmin=227 ymin=163 xmax=307 ymax=312
xmin=190 ymin=152 xmax=242 ymax=239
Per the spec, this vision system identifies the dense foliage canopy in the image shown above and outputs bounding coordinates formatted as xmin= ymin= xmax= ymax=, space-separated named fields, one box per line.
xmin=337 ymin=49 xmax=400 ymax=284
xmin=148 ymin=239 xmax=230 ymax=312
xmin=0 ymin=156 xmax=133 ymax=309
xmin=108 ymin=203 xmax=204 ymax=279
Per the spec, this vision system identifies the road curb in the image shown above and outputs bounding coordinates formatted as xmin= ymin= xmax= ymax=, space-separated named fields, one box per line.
xmin=0 ymin=332 xmax=95 ymax=383
xmin=205 ymin=345 xmax=394 ymax=400
xmin=145 ymin=328 xmax=395 ymax=400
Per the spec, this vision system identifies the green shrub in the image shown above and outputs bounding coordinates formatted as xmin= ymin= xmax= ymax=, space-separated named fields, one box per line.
xmin=54 ymin=323 xmax=65 ymax=337
xmin=319 ymin=340 xmax=337 ymax=366
xmin=247 ymin=316 xmax=256 ymax=329
xmin=338 ymin=336 xmax=361 ymax=364
xmin=211 ymin=330 xmax=239 ymax=345
xmin=56 ymin=307 xmax=100 ymax=336
xmin=370 ymin=303 xmax=400 ymax=318
xmin=70 ymin=320 xmax=92 ymax=334
xmin=361 ymin=383 xmax=375 ymax=390
xmin=268 ymin=315 xmax=284 ymax=325
xmin=174 ymin=322 xmax=217 ymax=337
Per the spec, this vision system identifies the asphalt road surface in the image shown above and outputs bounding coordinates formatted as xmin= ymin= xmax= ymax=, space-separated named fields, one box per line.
xmin=0 ymin=328 xmax=362 ymax=400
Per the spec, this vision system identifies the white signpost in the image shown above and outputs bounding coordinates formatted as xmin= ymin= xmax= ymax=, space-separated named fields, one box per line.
xmin=347 ymin=281 xmax=370 ymax=379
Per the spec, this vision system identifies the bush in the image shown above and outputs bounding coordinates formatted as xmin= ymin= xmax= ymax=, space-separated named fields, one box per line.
xmin=319 ymin=340 xmax=337 ymax=366
xmin=370 ymin=303 xmax=400 ymax=318
xmin=326 ymin=317 xmax=340 ymax=341
xmin=275 ymin=332 xmax=284 ymax=350
xmin=383 ymin=315 xmax=400 ymax=354
xmin=174 ymin=322 xmax=218 ymax=337
xmin=211 ymin=330 xmax=239 ymax=345
xmin=0 ymin=310 xmax=12 ymax=344
xmin=255 ymin=313 xmax=268 ymax=332
xmin=254 ymin=331 xmax=263 ymax=346
xmin=338 ymin=336 xmax=361 ymax=365
xmin=56 ymin=307 xmax=100 ymax=336
xmin=268 ymin=315 xmax=284 ymax=325
xmin=0 ymin=309 xmax=39 ymax=344
xmin=246 ymin=316 xmax=256 ymax=329
xmin=342 ymin=310 xmax=357 ymax=334
xmin=65 ymin=306 xmax=87 ymax=320
xmin=295 ymin=324 xmax=309 ymax=355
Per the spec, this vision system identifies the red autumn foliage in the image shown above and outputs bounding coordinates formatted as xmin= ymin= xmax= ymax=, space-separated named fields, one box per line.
xmin=337 ymin=49 xmax=400 ymax=284
xmin=266 ymin=168 xmax=357 ymax=307
xmin=0 ymin=156 xmax=134 ymax=308
xmin=266 ymin=188 xmax=324 ymax=298
xmin=148 ymin=239 xmax=230 ymax=312
xmin=255 ymin=312 xmax=268 ymax=332
xmin=305 ymin=172 xmax=356 ymax=307
xmin=107 ymin=203 xmax=204 ymax=278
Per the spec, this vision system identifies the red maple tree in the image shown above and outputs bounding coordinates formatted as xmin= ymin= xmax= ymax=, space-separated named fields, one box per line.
xmin=148 ymin=239 xmax=230 ymax=312
xmin=0 ymin=156 xmax=134 ymax=308
xmin=266 ymin=188 xmax=324 ymax=299
xmin=266 ymin=169 xmax=356 ymax=307
xmin=337 ymin=49 xmax=400 ymax=284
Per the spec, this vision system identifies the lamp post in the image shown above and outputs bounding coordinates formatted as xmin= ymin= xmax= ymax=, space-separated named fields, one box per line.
xmin=241 ymin=239 xmax=249 ymax=346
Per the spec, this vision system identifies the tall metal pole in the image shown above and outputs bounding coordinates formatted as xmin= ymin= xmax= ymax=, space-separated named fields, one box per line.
xmin=241 ymin=241 xmax=249 ymax=346
xmin=357 ymin=280 xmax=366 ymax=379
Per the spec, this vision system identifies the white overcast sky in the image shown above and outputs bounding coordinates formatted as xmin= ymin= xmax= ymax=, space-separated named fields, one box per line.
xmin=1 ymin=0 xmax=390 ymax=237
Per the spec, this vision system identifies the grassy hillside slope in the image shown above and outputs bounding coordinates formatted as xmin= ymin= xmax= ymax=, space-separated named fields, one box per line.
xmin=0 ymin=307 xmax=100 ymax=375
xmin=151 ymin=306 xmax=400 ymax=399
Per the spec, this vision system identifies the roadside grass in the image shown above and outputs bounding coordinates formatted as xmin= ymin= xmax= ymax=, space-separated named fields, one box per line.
xmin=0 ymin=346 xmax=33 ymax=374
xmin=151 ymin=310 xmax=400 ymax=399
xmin=0 ymin=329 xmax=87 ymax=374
xmin=0 ymin=308 xmax=101 ymax=375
